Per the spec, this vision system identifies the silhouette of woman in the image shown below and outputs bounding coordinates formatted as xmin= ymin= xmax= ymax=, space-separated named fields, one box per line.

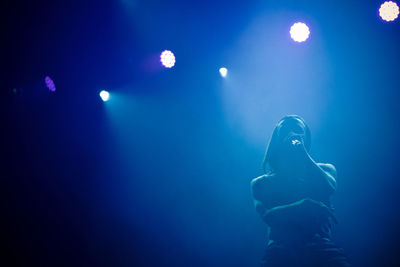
xmin=251 ymin=115 xmax=350 ymax=267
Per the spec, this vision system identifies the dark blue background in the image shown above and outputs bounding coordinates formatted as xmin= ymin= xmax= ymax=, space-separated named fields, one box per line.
xmin=2 ymin=0 xmax=400 ymax=266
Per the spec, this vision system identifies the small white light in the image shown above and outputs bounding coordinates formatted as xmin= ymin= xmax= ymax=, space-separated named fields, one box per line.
xmin=290 ymin=22 xmax=310 ymax=43
xmin=379 ymin=1 xmax=399 ymax=21
xmin=100 ymin=90 xmax=110 ymax=102
xmin=219 ymin=67 xmax=228 ymax=78
xmin=160 ymin=50 xmax=176 ymax=68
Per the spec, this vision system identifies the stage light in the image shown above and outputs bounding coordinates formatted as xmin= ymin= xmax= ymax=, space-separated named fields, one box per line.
xmin=100 ymin=90 xmax=110 ymax=102
xmin=290 ymin=22 xmax=310 ymax=43
xmin=45 ymin=76 xmax=56 ymax=92
xmin=379 ymin=1 xmax=399 ymax=21
xmin=219 ymin=67 xmax=228 ymax=78
xmin=160 ymin=50 xmax=176 ymax=68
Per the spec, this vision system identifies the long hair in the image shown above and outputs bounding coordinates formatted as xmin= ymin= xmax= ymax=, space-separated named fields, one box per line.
xmin=262 ymin=115 xmax=311 ymax=174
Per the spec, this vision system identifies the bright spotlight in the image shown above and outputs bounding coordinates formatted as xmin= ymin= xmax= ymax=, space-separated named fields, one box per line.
xmin=219 ymin=67 xmax=228 ymax=78
xmin=379 ymin=1 xmax=399 ymax=21
xmin=100 ymin=90 xmax=110 ymax=102
xmin=290 ymin=22 xmax=310 ymax=43
xmin=160 ymin=50 xmax=176 ymax=68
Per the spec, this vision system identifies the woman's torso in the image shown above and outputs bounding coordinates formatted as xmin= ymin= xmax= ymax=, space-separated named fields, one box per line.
xmin=261 ymin=173 xmax=334 ymax=244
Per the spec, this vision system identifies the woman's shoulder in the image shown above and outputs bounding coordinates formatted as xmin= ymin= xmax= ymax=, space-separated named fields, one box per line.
xmin=251 ymin=173 xmax=278 ymax=202
xmin=317 ymin=162 xmax=335 ymax=168
xmin=251 ymin=173 xmax=276 ymax=189
xmin=317 ymin=163 xmax=337 ymax=177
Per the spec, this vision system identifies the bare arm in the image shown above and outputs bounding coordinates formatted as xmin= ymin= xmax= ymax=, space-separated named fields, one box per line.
xmin=251 ymin=176 xmax=305 ymax=226
xmin=304 ymin=157 xmax=337 ymax=194
xmin=251 ymin=176 xmax=335 ymax=227
xmin=290 ymin=139 xmax=337 ymax=194
xmin=263 ymin=198 xmax=335 ymax=227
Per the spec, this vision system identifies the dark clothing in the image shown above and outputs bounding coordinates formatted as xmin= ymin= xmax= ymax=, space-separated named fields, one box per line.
xmin=261 ymin=235 xmax=350 ymax=267
xmin=254 ymin=173 xmax=335 ymax=242
xmin=252 ymin=172 xmax=350 ymax=266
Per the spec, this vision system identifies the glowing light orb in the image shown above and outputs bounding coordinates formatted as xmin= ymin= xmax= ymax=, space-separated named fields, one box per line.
xmin=100 ymin=90 xmax=110 ymax=102
xmin=289 ymin=22 xmax=310 ymax=42
xmin=379 ymin=1 xmax=399 ymax=21
xmin=45 ymin=76 xmax=56 ymax=92
xmin=160 ymin=50 xmax=176 ymax=68
xmin=219 ymin=67 xmax=228 ymax=78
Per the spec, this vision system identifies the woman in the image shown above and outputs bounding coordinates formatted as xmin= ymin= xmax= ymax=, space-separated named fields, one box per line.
xmin=251 ymin=115 xmax=350 ymax=266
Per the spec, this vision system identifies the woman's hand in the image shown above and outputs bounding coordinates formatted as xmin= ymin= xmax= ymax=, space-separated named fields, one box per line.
xmin=281 ymin=134 xmax=308 ymax=160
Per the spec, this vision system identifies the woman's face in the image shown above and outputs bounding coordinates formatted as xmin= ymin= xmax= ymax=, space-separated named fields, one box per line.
xmin=276 ymin=118 xmax=306 ymax=144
